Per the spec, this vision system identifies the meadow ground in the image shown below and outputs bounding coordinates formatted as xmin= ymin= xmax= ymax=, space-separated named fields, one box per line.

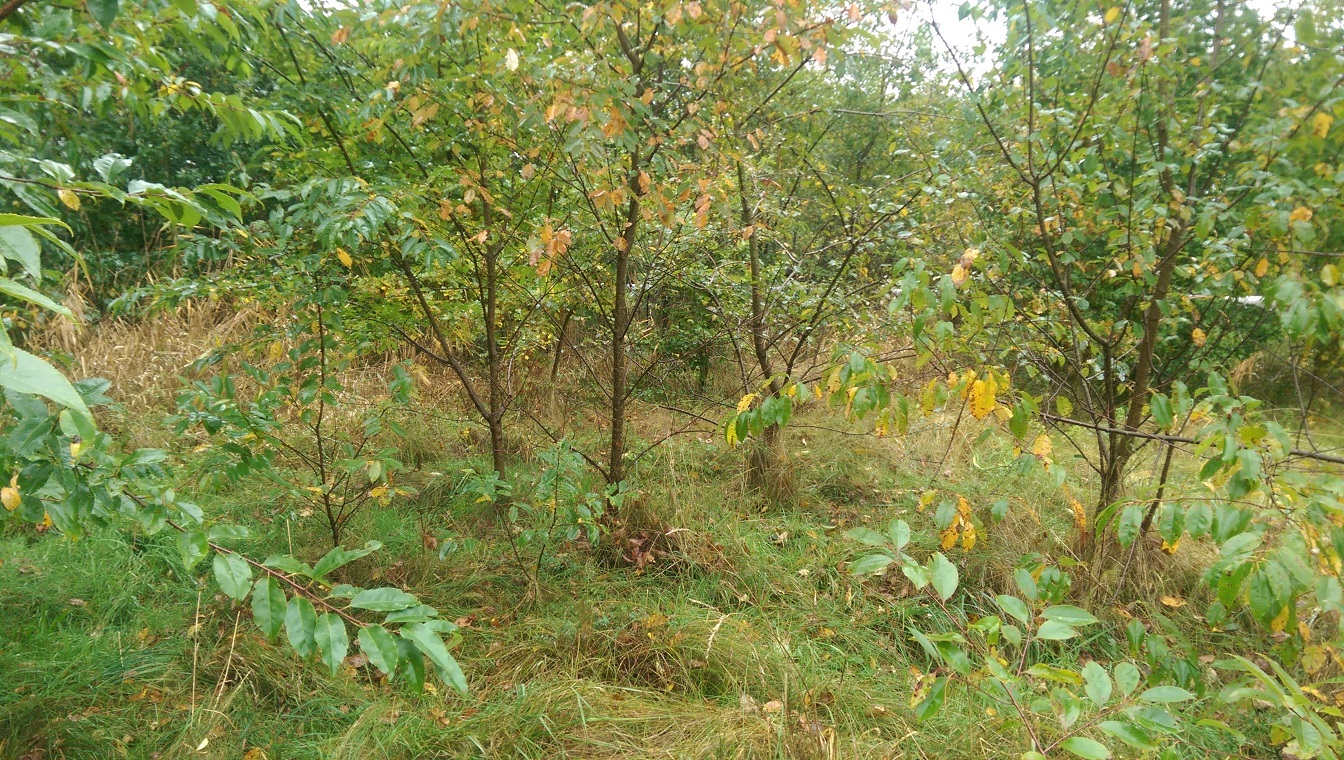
xmin=0 ymin=313 xmax=1280 ymax=759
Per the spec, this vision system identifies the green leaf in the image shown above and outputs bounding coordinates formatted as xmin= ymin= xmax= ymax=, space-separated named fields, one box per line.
xmin=1083 ymin=661 xmax=1112 ymax=707
xmin=396 ymin=638 xmax=425 ymax=693
xmin=358 ymin=625 xmax=400 ymax=676
xmin=0 ymin=277 xmax=68 ymax=316
xmin=383 ymin=604 xmax=439 ymax=624
xmin=86 ymin=0 xmax=119 ymax=27
xmin=1185 ymin=502 xmax=1212 ymax=539
xmin=314 ymin=613 xmax=349 ymax=675
xmin=251 ymin=576 xmax=286 ymax=641
xmin=887 ymin=519 xmax=910 ymax=550
xmin=312 ymin=540 xmax=382 ymax=579
xmin=1116 ymin=503 xmax=1144 ymax=547
xmin=1150 ymin=393 xmax=1173 ymax=429
xmin=1026 ymin=663 xmax=1082 ymax=685
xmin=212 ymin=552 xmax=252 ymax=601
xmin=1059 ymin=736 xmax=1110 ymax=759
xmin=401 ymin=622 xmax=467 ymax=693
xmin=845 ymin=527 xmax=887 ymax=546
xmin=1041 ymin=605 xmax=1098 ymax=626
xmin=929 ymin=552 xmax=958 ymax=601
xmin=178 ymin=529 xmax=209 ymax=570
xmin=996 ymin=594 xmax=1030 ymax=624
xmin=1098 ymin=720 xmax=1155 ymax=750
xmin=263 ymin=554 xmax=315 ymax=577
xmin=913 ymin=677 xmax=946 ymax=721
xmin=350 ymin=587 xmax=419 ymax=612
xmin=0 ymin=348 xmax=91 ymax=420
xmin=1138 ymin=686 xmax=1193 ymax=703
xmin=285 ymin=596 xmax=317 ymax=659
xmin=5 ymin=389 xmax=48 ymax=419
xmin=990 ymin=498 xmax=1009 ymax=521
xmin=1036 ymin=620 xmax=1077 ymax=640
xmin=0 ymin=225 xmax=40 ymax=281
xmin=1014 ymin=567 xmax=1039 ymax=601
xmin=1114 ymin=662 xmax=1141 ymax=696
xmin=208 ymin=524 xmax=251 ymax=544
xmin=8 ymin=416 xmax=51 ymax=456
xmin=849 ymin=553 xmax=895 ymax=576
xmin=1132 ymin=706 xmax=1179 ymax=734
xmin=902 ymin=562 xmax=930 ymax=588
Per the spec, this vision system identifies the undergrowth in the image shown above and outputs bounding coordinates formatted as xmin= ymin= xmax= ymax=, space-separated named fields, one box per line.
xmin=0 ymin=398 xmax=1261 ymax=759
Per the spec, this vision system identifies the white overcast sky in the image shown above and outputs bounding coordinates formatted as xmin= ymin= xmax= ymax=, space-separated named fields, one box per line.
xmin=890 ymin=0 xmax=1297 ymax=69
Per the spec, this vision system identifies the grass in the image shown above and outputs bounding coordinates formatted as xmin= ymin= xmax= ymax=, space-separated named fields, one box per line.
xmin=0 ymin=384 xmax=1277 ymax=758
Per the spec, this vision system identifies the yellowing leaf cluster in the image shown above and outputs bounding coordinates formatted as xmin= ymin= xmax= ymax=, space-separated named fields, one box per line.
xmin=1313 ymin=112 xmax=1334 ymax=139
xmin=940 ymin=495 xmax=977 ymax=551
xmin=1 ymin=474 xmax=19 ymax=511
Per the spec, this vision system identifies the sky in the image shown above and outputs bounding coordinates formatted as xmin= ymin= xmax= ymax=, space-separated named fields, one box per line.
xmin=888 ymin=0 xmax=1299 ymax=71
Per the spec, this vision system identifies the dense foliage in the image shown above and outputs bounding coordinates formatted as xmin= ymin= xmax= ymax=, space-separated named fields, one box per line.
xmin=3 ymin=0 xmax=1344 ymax=756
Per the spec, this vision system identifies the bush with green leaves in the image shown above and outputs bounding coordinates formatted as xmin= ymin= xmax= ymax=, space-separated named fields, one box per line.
xmin=193 ymin=528 xmax=465 ymax=693
xmin=461 ymin=439 xmax=625 ymax=592
xmin=847 ymin=524 xmax=1344 ymax=758
xmin=173 ymin=290 xmax=413 ymax=548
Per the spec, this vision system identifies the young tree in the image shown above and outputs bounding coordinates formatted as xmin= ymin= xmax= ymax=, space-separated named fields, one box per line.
xmin=937 ymin=0 xmax=1342 ymax=547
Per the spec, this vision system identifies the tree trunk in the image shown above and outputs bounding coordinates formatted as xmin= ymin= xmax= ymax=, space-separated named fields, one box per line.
xmin=736 ymin=162 xmax=791 ymax=501
xmin=607 ymin=149 xmax=641 ymax=493
xmin=482 ymin=198 xmax=508 ymax=478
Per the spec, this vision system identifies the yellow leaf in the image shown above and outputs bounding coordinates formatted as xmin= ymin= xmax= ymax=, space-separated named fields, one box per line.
xmin=736 ymin=393 xmax=757 ymax=412
xmin=940 ymin=524 xmax=959 ymax=550
xmin=918 ymin=489 xmax=936 ymax=512
xmin=1070 ymin=498 xmax=1087 ymax=532
xmin=1031 ymin=434 xmax=1052 ymax=460
xmin=969 ymin=379 xmax=995 ymax=419
xmin=1270 ymin=604 xmax=1290 ymax=633
xmin=1 ymin=483 xmax=19 ymax=511
xmin=920 ymin=379 xmax=938 ymax=415
xmin=58 ymin=188 xmax=81 ymax=210
xmin=1254 ymin=257 xmax=1268 ymax=278
xmin=1160 ymin=595 xmax=1187 ymax=609
xmin=1161 ymin=536 xmax=1181 ymax=555
xmin=1191 ymin=327 xmax=1206 ymax=347
xmin=951 ymin=264 xmax=968 ymax=285
xmin=1323 ymin=264 xmax=1339 ymax=287
xmin=1289 ymin=206 xmax=1313 ymax=224
xmin=1104 ymin=6 xmax=1120 ymax=23
xmin=1313 ymin=112 xmax=1334 ymax=139
xmin=336 ymin=248 xmax=353 ymax=268
xmin=961 ymin=523 xmax=977 ymax=551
